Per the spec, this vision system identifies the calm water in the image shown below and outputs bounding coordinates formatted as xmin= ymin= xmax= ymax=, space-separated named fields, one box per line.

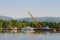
xmin=0 ymin=32 xmax=60 ymax=40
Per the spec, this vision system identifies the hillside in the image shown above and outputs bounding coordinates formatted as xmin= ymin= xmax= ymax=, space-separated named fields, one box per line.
xmin=0 ymin=15 xmax=12 ymax=20
xmin=0 ymin=15 xmax=60 ymax=22
xmin=18 ymin=17 xmax=60 ymax=22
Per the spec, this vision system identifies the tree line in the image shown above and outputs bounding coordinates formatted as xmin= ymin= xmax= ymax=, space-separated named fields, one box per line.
xmin=0 ymin=19 xmax=60 ymax=32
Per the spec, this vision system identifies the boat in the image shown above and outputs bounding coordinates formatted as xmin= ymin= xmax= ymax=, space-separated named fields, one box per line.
xmin=21 ymin=26 xmax=35 ymax=33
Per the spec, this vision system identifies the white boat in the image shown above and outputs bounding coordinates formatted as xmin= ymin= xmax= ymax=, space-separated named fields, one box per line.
xmin=21 ymin=26 xmax=35 ymax=33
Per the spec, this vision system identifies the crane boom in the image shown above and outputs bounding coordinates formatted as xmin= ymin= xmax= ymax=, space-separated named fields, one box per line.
xmin=28 ymin=11 xmax=41 ymax=29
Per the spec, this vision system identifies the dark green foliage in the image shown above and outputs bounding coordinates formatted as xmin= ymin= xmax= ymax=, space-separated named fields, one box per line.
xmin=0 ymin=19 xmax=60 ymax=32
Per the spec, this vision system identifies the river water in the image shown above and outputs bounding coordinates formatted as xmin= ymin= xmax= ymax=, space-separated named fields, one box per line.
xmin=0 ymin=32 xmax=60 ymax=40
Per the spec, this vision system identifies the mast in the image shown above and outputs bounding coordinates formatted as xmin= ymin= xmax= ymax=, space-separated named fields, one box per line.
xmin=28 ymin=11 xmax=41 ymax=29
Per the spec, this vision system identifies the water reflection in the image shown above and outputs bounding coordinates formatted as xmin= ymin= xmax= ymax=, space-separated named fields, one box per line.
xmin=2 ymin=29 xmax=59 ymax=34
xmin=1 ymin=29 xmax=60 ymax=40
xmin=0 ymin=32 xmax=60 ymax=40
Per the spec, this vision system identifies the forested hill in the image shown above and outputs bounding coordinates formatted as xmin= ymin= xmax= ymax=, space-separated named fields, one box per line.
xmin=18 ymin=17 xmax=60 ymax=22
xmin=0 ymin=15 xmax=12 ymax=20
xmin=0 ymin=15 xmax=60 ymax=22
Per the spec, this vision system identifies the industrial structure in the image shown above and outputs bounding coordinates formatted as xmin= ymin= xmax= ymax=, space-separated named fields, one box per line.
xmin=28 ymin=11 xmax=55 ymax=32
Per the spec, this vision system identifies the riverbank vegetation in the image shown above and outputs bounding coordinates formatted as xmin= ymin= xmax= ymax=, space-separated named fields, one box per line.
xmin=0 ymin=19 xmax=60 ymax=32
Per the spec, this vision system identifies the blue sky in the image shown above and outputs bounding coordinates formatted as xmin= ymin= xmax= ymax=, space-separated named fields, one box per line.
xmin=0 ymin=0 xmax=60 ymax=18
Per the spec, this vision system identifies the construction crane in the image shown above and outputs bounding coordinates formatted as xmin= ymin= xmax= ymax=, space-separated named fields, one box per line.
xmin=28 ymin=11 xmax=42 ymax=29
xmin=28 ymin=11 xmax=55 ymax=32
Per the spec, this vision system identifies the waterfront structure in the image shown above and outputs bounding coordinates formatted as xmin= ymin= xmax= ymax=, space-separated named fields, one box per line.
xmin=11 ymin=27 xmax=17 ymax=33
xmin=21 ymin=26 xmax=35 ymax=33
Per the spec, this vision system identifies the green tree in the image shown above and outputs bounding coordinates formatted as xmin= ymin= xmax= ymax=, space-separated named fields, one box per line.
xmin=0 ymin=20 xmax=3 ymax=32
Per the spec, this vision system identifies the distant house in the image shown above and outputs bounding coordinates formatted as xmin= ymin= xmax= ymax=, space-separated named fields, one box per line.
xmin=11 ymin=27 xmax=17 ymax=33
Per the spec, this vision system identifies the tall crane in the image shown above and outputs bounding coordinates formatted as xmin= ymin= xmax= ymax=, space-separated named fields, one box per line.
xmin=28 ymin=11 xmax=41 ymax=29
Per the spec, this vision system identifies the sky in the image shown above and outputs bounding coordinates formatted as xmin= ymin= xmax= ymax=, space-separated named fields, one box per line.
xmin=0 ymin=0 xmax=60 ymax=18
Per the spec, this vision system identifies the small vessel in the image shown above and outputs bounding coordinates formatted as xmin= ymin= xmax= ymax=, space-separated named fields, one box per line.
xmin=21 ymin=26 xmax=35 ymax=33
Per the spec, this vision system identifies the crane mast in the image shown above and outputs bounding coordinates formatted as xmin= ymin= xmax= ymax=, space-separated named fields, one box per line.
xmin=28 ymin=11 xmax=41 ymax=29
